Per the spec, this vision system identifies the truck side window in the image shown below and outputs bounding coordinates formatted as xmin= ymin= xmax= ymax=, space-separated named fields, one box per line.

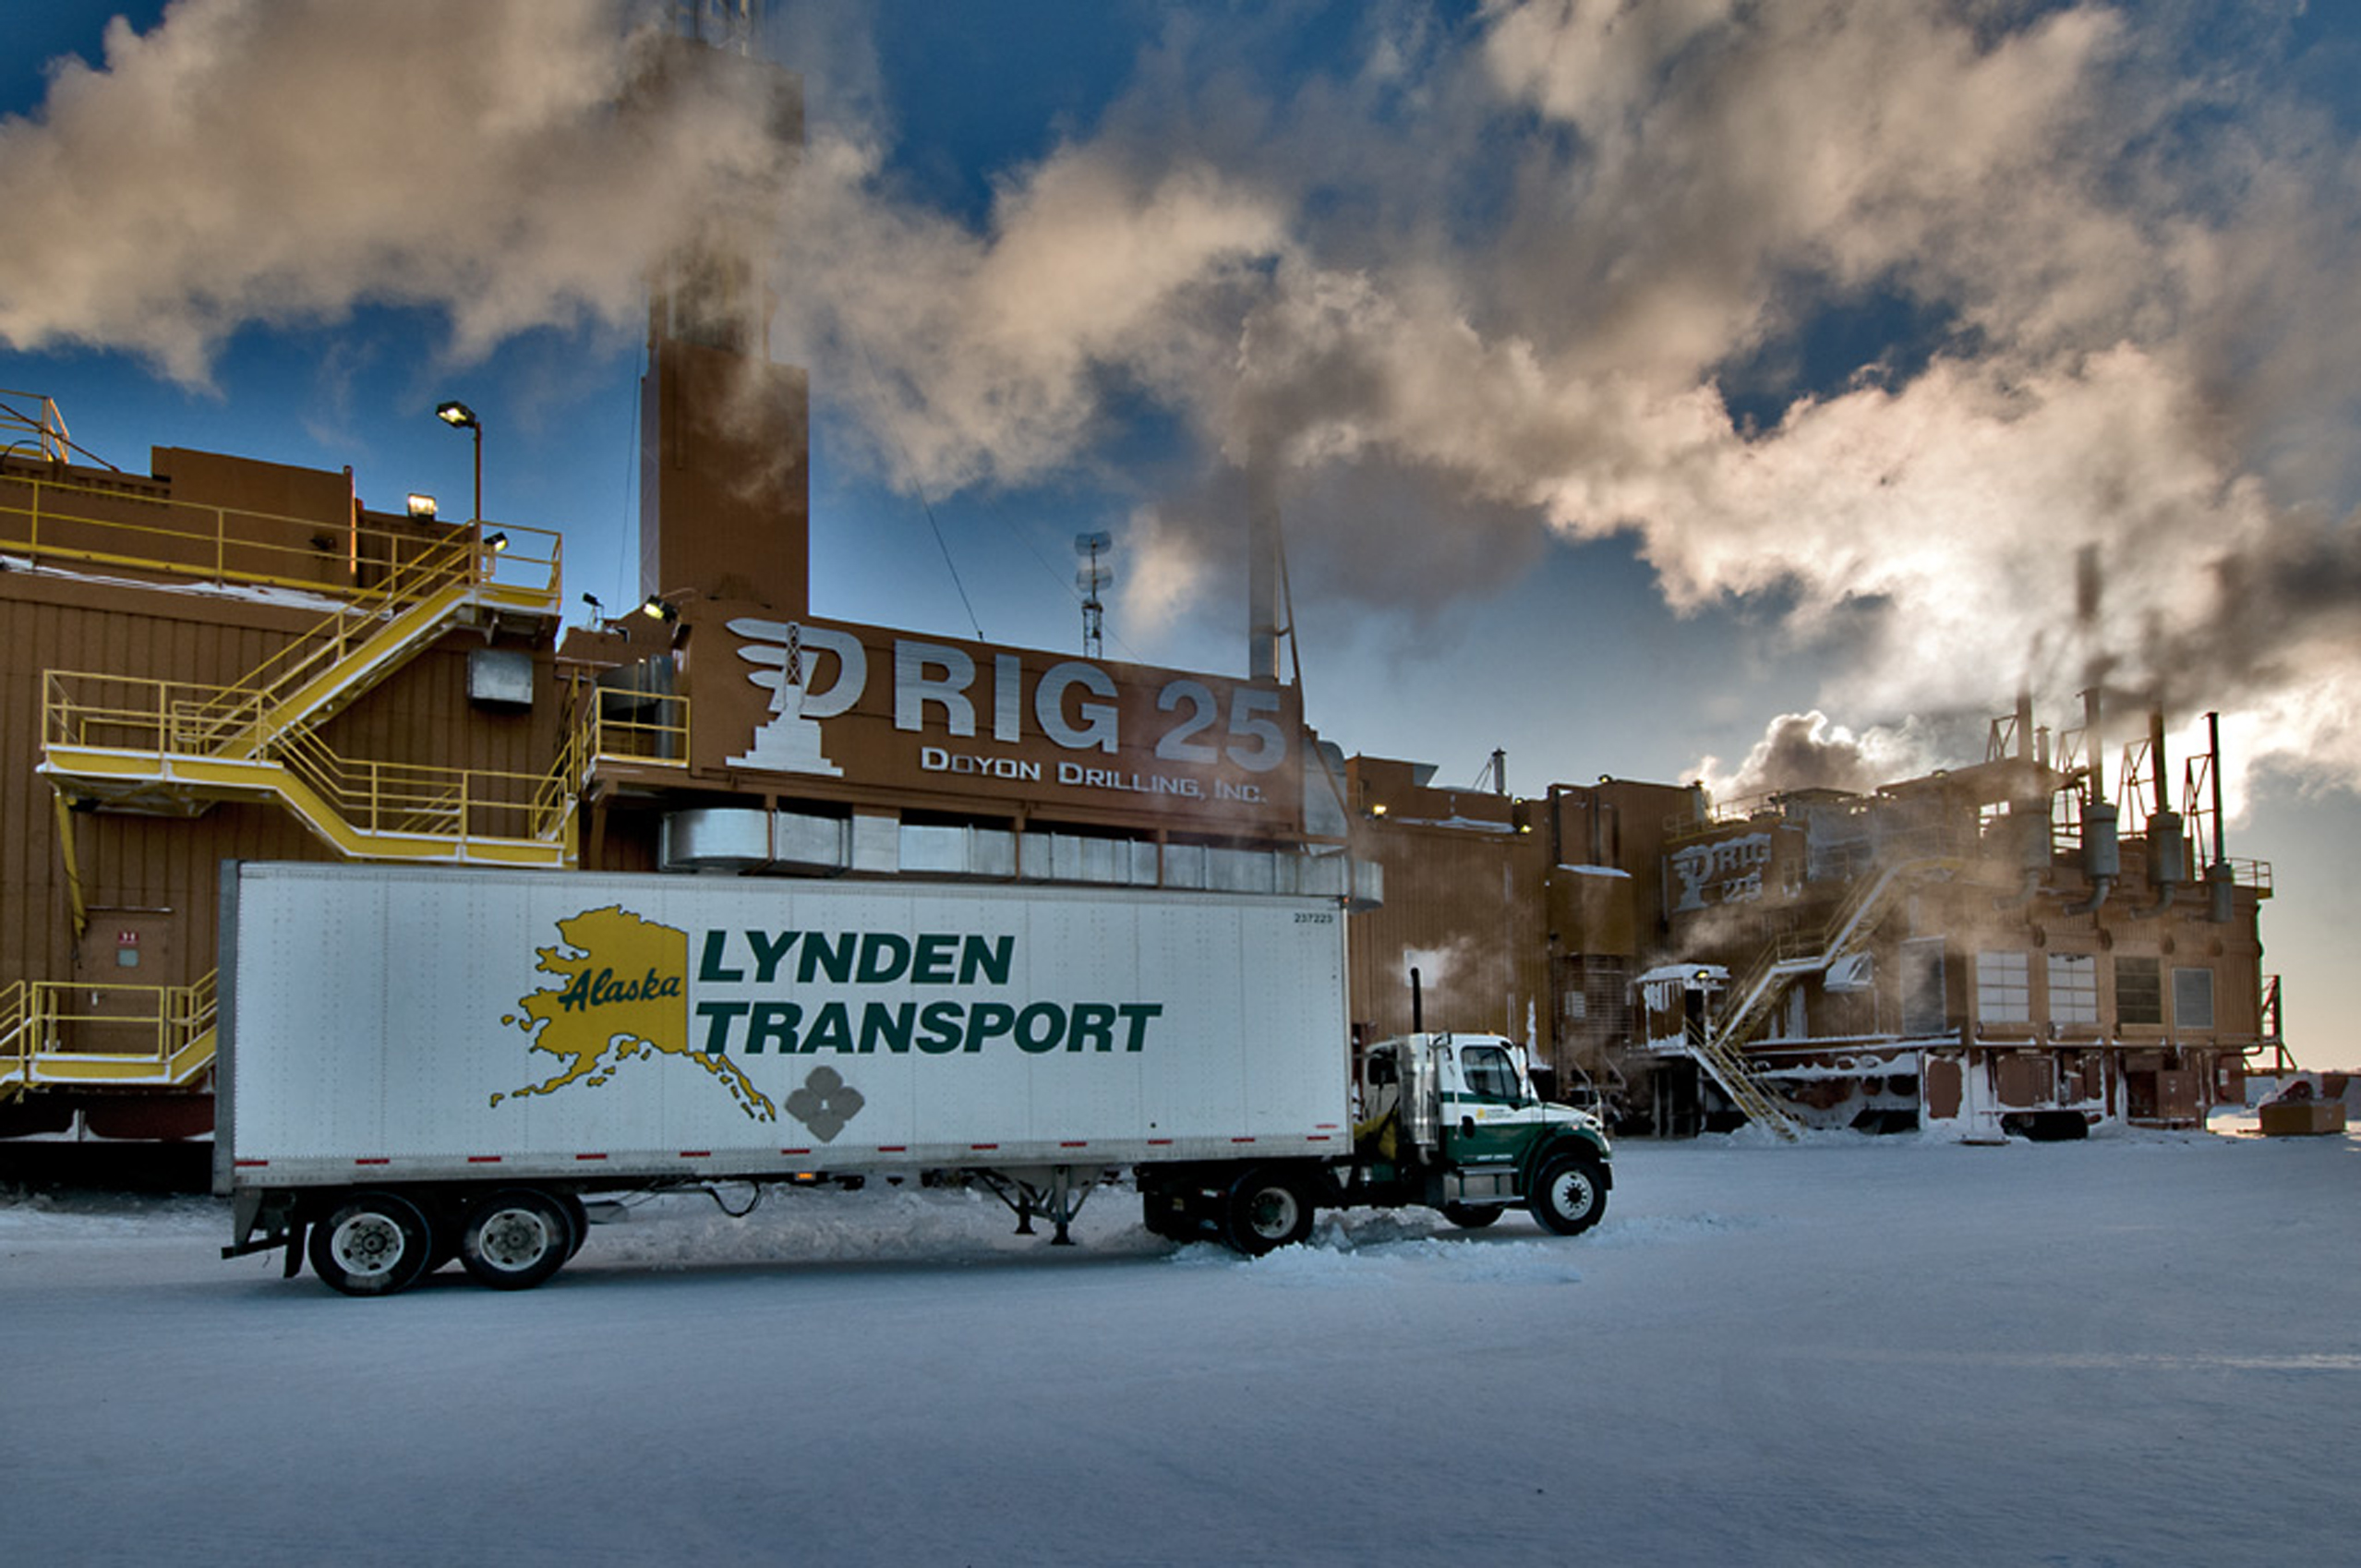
xmin=1464 ymin=1045 xmax=1520 ymax=1104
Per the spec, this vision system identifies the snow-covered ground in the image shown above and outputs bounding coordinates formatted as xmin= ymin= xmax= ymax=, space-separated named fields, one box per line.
xmin=5 ymin=1125 xmax=2355 ymax=1567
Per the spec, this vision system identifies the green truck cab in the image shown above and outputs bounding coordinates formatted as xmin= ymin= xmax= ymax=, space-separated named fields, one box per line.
xmin=1138 ymin=1031 xmax=1612 ymax=1254
xmin=1346 ymin=1031 xmax=1612 ymax=1235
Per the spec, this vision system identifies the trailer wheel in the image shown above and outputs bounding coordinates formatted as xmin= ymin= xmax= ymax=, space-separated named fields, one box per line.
xmin=459 ymin=1188 xmax=572 ymax=1290
xmin=1528 ymin=1150 xmax=1608 ymax=1236
xmin=1222 ymin=1167 xmax=1316 ymax=1257
xmin=310 ymin=1190 xmax=434 ymax=1297
xmin=1439 ymin=1202 xmax=1503 ymax=1230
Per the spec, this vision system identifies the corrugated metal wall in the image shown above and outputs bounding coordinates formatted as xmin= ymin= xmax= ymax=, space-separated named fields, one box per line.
xmin=1347 ymin=823 xmax=1551 ymax=1044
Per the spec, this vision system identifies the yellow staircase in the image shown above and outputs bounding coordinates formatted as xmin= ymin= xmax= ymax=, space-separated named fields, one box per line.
xmin=0 ymin=975 xmax=219 ymax=1104
xmin=39 ymin=523 xmax=574 ymax=865
xmin=1683 ymin=856 xmax=1963 ymax=1140
xmin=175 ymin=530 xmax=548 ymax=759
xmin=42 ymin=682 xmax=578 ymax=864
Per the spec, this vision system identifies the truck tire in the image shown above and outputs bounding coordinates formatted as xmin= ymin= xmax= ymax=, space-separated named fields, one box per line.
xmin=1439 ymin=1202 xmax=1503 ymax=1229
xmin=458 ymin=1188 xmax=572 ymax=1290
xmin=1528 ymin=1150 xmax=1608 ymax=1236
xmin=1221 ymin=1166 xmax=1316 ymax=1257
xmin=309 ymin=1190 xmax=435 ymax=1297
xmin=554 ymin=1189 xmax=590 ymax=1260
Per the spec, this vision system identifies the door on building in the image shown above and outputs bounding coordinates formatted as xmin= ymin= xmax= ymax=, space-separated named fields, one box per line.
xmin=66 ymin=910 xmax=180 ymax=1057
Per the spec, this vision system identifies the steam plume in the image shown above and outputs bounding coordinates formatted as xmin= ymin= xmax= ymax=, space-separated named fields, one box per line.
xmin=0 ymin=0 xmax=789 ymax=381
xmin=5 ymin=0 xmax=2356 ymax=807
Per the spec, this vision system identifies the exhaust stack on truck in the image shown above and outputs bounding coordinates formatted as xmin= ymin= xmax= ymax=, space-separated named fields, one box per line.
xmin=218 ymin=862 xmax=1609 ymax=1295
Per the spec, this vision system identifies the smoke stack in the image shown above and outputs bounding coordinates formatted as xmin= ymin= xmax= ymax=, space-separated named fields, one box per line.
xmin=633 ymin=36 xmax=810 ymax=615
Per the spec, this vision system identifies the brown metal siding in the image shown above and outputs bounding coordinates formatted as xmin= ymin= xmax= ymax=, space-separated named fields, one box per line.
xmin=323 ymin=637 xmax=563 ymax=791
xmin=1348 ymin=824 xmax=1551 ymax=1043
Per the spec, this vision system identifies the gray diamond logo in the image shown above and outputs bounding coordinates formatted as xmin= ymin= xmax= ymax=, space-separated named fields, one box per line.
xmin=785 ymin=1067 xmax=864 ymax=1142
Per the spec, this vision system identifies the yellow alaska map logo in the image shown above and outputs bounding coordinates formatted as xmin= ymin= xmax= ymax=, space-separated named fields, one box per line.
xmin=495 ymin=904 xmax=777 ymax=1121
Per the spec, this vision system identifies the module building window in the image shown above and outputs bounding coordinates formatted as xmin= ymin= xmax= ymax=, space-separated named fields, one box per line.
xmin=2048 ymin=953 xmax=2099 ymax=1025
xmin=2115 ymin=956 xmax=2163 ymax=1027
xmin=2173 ymin=967 xmax=2216 ymax=1031
xmin=1975 ymin=951 xmax=2030 ymax=1023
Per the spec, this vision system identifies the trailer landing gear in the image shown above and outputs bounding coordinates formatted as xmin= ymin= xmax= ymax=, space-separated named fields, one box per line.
xmin=976 ymin=1165 xmax=1095 ymax=1245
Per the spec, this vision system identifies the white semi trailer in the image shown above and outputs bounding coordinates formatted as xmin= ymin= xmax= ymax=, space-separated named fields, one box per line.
xmin=216 ymin=862 xmax=1611 ymax=1295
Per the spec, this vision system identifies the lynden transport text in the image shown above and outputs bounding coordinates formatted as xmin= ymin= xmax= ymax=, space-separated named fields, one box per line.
xmin=553 ymin=926 xmax=1166 ymax=1056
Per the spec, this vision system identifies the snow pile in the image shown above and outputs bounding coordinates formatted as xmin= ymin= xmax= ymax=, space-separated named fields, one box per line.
xmin=1578 ymin=1211 xmax=1766 ymax=1249
xmin=1193 ymin=1217 xmax=1586 ymax=1288
xmin=584 ymin=1179 xmax=1102 ymax=1271
xmin=0 ymin=1188 xmax=217 ymax=1238
xmin=2259 ymin=1072 xmax=2359 ymax=1112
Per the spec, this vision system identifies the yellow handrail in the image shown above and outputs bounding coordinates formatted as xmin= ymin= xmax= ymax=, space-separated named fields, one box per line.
xmin=0 ymin=388 xmax=73 ymax=463
xmin=0 ymin=980 xmax=28 ymax=1090
xmin=8 ymin=464 xmax=560 ymax=759
xmin=0 ymin=464 xmax=560 ymax=605
xmin=192 ymin=535 xmax=480 ymax=732
xmin=570 ymin=680 xmax=693 ymax=775
xmin=44 ymin=669 xmax=576 ymax=854
xmin=0 ymin=975 xmax=217 ymax=1085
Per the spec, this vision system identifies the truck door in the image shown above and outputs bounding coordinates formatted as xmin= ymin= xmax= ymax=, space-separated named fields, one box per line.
xmin=1443 ymin=1042 xmax=1537 ymax=1171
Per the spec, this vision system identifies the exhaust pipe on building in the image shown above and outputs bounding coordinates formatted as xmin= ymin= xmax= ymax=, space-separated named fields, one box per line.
xmin=2063 ymin=686 xmax=2115 ymax=917
xmin=2205 ymin=710 xmax=2236 ymax=925
xmin=2133 ymin=710 xmax=2182 ymax=920
xmin=1998 ymin=689 xmax=2052 ymax=910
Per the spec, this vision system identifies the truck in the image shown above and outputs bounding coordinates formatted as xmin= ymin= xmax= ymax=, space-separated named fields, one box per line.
xmin=216 ymin=861 xmax=1611 ymax=1295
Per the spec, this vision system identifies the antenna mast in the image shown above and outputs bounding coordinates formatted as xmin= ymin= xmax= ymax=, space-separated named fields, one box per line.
xmin=1076 ymin=532 xmax=1113 ymax=658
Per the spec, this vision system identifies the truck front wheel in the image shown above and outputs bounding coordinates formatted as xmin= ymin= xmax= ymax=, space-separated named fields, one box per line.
xmin=310 ymin=1190 xmax=435 ymax=1297
xmin=459 ymin=1188 xmax=573 ymax=1290
xmin=1222 ymin=1167 xmax=1316 ymax=1257
xmin=1528 ymin=1151 xmax=1608 ymax=1236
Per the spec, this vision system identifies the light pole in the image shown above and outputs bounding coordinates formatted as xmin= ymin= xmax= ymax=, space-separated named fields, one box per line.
xmin=435 ymin=400 xmax=482 ymax=525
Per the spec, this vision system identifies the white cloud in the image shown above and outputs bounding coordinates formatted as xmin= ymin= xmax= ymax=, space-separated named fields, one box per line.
xmin=0 ymin=0 xmax=789 ymax=381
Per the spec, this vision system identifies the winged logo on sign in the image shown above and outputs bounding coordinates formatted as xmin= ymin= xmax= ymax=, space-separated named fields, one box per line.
xmin=727 ymin=618 xmax=865 ymax=776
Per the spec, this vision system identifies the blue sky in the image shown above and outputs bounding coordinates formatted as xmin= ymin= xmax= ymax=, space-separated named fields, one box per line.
xmin=4 ymin=0 xmax=2357 ymax=1063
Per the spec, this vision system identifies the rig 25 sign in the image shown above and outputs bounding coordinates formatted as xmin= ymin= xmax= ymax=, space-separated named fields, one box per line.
xmin=690 ymin=610 xmax=1304 ymax=832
